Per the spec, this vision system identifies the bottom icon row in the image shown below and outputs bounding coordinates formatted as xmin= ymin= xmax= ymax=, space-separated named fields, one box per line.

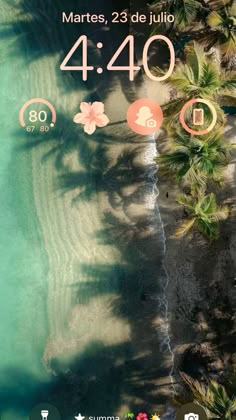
xmin=29 ymin=402 xmax=208 ymax=420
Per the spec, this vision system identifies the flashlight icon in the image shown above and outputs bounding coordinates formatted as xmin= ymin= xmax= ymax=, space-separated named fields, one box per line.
xmin=41 ymin=410 xmax=49 ymax=420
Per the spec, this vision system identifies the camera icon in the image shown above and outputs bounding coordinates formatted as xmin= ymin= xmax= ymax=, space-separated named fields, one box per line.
xmin=127 ymin=99 xmax=163 ymax=135
xmin=146 ymin=118 xmax=157 ymax=128
xmin=177 ymin=402 xmax=207 ymax=420
xmin=184 ymin=414 xmax=199 ymax=420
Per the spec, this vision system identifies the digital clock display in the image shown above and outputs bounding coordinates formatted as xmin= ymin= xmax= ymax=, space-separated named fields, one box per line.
xmin=60 ymin=34 xmax=175 ymax=81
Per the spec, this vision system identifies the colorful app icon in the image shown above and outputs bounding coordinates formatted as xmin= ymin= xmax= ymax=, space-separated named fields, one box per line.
xmin=124 ymin=413 xmax=135 ymax=419
xmin=180 ymin=98 xmax=217 ymax=135
xmin=151 ymin=414 xmax=161 ymax=420
xmin=136 ymin=412 xmax=149 ymax=420
xmin=127 ymin=98 xmax=163 ymax=135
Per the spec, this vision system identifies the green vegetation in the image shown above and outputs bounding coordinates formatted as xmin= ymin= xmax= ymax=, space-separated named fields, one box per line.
xmin=176 ymin=193 xmax=229 ymax=239
xmin=181 ymin=373 xmax=236 ymax=419
xmin=151 ymin=0 xmax=236 ymax=64
xmin=159 ymin=42 xmax=236 ymax=130
xmin=203 ymin=0 xmax=236 ymax=62
xmin=150 ymin=0 xmax=203 ymax=31
xmin=151 ymin=0 xmax=236 ymax=240
xmin=156 ymin=129 xmax=235 ymax=194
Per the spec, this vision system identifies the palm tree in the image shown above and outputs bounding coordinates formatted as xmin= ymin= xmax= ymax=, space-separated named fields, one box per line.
xmin=201 ymin=0 xmax=236 ymax=63
xmin=149 ymin=0 xmax=203 ymax=31
xmin=157 ymin=42 xmax=236 ymax=130
xmin=156 ymin=129 xmax=234 ymax=193
xmin=181 ymin=373 xmax=236 ymax=419
xmin=175 ymin=193 xmax=229 ymax=239
xmin=150 ymin=0 xmax=235 ymax=62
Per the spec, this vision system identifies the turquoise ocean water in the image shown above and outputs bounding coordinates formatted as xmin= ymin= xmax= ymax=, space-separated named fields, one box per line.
xmin=0 ymin=5 xmax=50 ymax=419
xmin=0 ymin=1 xmax=171 ymax=418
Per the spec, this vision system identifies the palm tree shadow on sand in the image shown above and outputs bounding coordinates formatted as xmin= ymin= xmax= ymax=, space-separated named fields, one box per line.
xmin=3 ymin=0 xmax=149 ymax=103
xmin=0 ymin=202 xmax=176 ymax=417
xmin=3 ymin=0 xmax=174 ymax=104
xmin=0 ymin=201 xmax=177 ymax=417
xmin=7 ymin=116 xmax=178 ymax=415
xmin=0 ymin=0 xmax=182 ymax=417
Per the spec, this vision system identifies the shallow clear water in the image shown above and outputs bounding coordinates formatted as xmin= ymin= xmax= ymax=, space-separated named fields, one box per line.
xmin=0 ymin=6 xmax=51 ymax=419
xmin=0 ymin=2 xmax=171 ymax=418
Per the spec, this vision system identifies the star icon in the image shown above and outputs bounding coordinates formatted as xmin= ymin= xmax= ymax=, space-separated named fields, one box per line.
xmin=75 ymin=414 xmax=85 ymax=420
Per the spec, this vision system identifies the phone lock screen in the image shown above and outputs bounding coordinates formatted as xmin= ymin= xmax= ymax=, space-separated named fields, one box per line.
xmin=0 ymin=0 xmax=235 ymax=419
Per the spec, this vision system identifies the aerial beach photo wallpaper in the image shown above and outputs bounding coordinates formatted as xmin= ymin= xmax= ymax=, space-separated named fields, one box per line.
xmin=0 ymin=0 xmax=235 ymax=419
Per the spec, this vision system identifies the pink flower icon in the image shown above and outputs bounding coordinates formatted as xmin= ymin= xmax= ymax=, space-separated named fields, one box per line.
xmin=136 ymin=413 xmax=148 ymax=420
xmin=73 ymin=101 xmax=109 ymax=135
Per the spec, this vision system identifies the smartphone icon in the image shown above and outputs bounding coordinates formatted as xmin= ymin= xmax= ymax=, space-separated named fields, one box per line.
xmin=193 ymin=108 xmax=204 ymax=126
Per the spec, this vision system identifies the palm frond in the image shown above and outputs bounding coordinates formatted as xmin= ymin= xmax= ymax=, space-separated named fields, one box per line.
xmin=175 ymin=193 xmax=229 ymax=239
xmin=208 ymin=0 xmax=233 ymax=7
xmin=176 ymin=193 xmax=196 ymax=209
xmin=175 ymin=218 xmax=196 ymax=237
xmin=185 ymin=42 xmax=205 ymax=81
xmin=220 ymin=34 xmax=236 ymax=60
xmin=181 ymin=373 xmax=236 ymax=418
xmin=208 ymin=206 xmax=229 ymax=221
xmin=207 ymin=11 xmax=224 ymax=28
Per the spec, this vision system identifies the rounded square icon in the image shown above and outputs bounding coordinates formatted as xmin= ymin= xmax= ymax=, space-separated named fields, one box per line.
xmin=176 ymin=403 xmax=208 ymax=420
xmin=127 ymin=98 xmax=163 ymax=135
xmin=29 ymin=403 xmax=61 ymax=420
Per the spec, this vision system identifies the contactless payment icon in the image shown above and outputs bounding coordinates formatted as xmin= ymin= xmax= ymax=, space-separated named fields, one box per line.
xmin=127 ymin=98 xmax=163 ymax=135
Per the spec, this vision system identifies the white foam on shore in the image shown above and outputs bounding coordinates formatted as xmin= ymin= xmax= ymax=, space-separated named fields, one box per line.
xmin=143 ymin=135 xmax=160 ymax=210
xmin=143 ymin=132 xmax=176 ymax=394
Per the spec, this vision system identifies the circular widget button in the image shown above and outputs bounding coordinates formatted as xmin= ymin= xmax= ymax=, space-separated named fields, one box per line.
xmin=176 ymin=402 xmax=208 ymax=420
xmin=29 ymin=403 xmax=61 ymax=420
xmin=127 ymin=98 xmax=163 ymax=135
xmin=180 ymin=98 xmax=217 ymax=136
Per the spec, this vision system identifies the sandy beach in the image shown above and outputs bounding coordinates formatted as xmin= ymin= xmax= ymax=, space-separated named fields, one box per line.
xmin=28 ymin=59 xmax=176 ymax=415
